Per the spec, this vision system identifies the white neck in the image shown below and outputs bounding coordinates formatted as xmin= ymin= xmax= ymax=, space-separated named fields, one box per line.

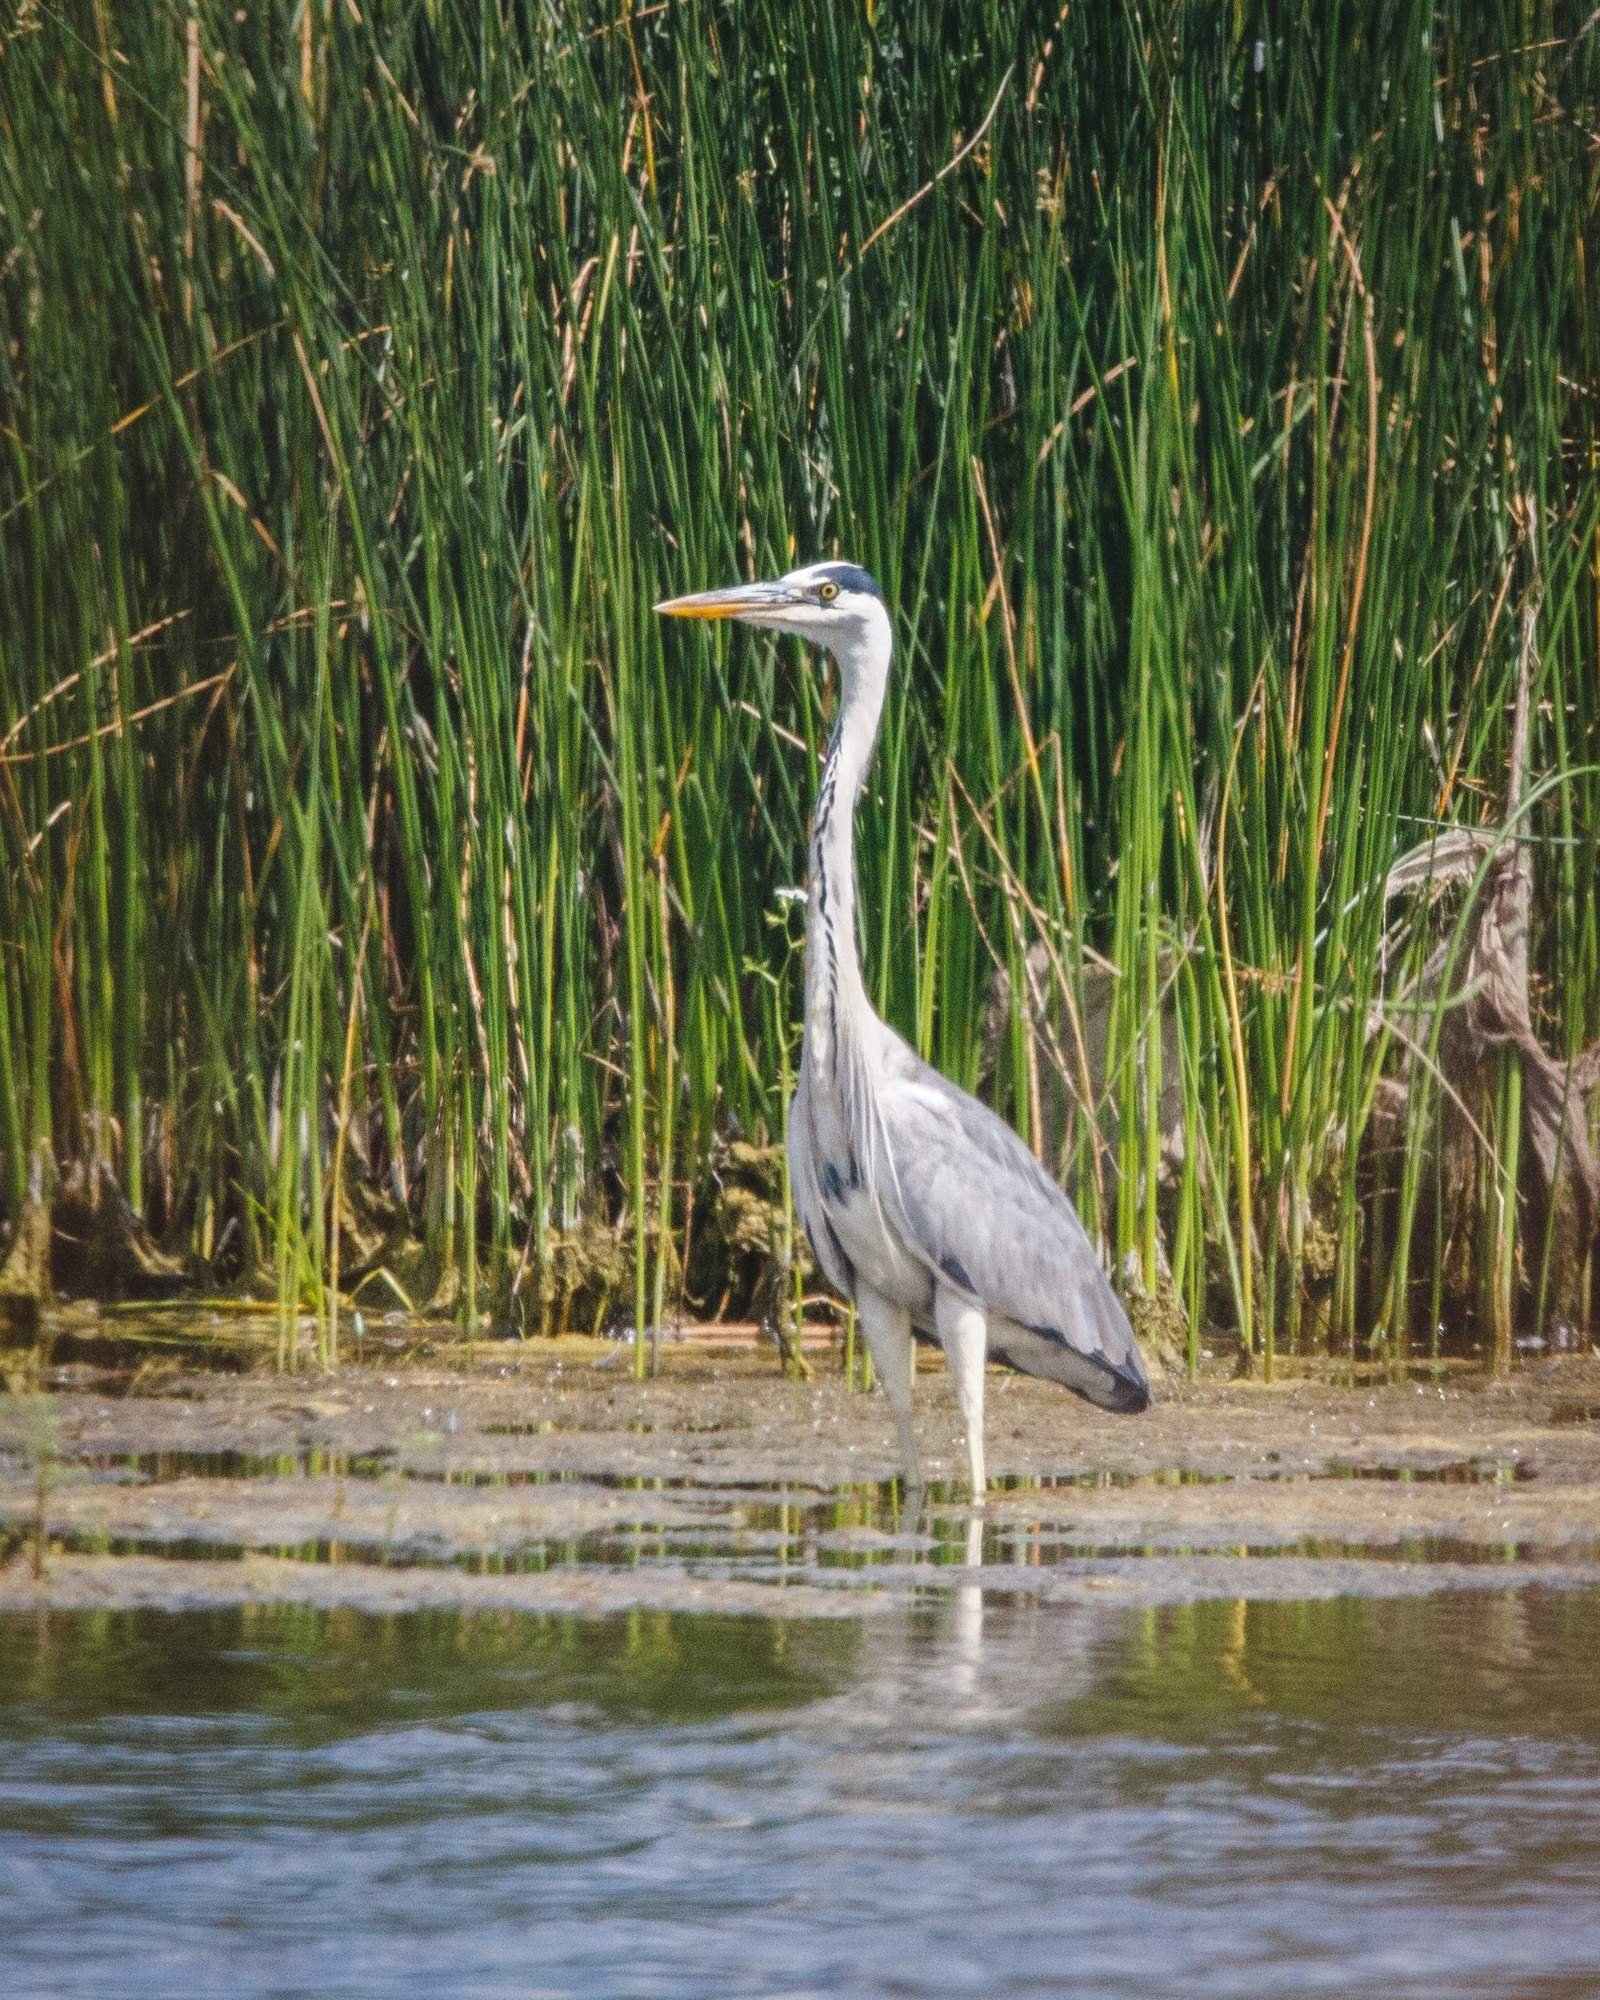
xmin=803 ymin=604 xmax=893 ymax=1071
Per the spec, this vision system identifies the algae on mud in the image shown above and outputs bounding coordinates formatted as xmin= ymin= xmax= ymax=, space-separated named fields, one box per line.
xmin=4 ymin=1336 xmax=1599 ymax=1618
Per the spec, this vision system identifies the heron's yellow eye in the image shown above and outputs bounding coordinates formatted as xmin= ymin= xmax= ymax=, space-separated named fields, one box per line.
xmin=818 ymin=581 xmax=839 ymax=601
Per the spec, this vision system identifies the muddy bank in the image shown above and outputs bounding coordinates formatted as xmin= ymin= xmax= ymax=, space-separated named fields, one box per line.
xmin=9 ymin=1547 xmax=1600 ymax=1620
xmin=2 ymin=1339 xmax=1598 ymax=1616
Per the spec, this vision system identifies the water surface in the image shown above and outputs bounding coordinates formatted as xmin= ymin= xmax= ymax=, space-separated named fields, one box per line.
xmin=4 ymin=1581 xmax=1599 ymax=1998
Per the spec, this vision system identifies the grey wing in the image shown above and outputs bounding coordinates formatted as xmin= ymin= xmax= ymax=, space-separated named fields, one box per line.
xmin=787 ymin=1072 xmax=856 ymax=1301
xmin=876 ymin=1048 xmax=1150 ymax=1413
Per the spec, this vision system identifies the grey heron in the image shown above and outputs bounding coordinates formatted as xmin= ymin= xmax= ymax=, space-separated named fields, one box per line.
xmin=656 ymin=561 xmax=1150 ymax=1500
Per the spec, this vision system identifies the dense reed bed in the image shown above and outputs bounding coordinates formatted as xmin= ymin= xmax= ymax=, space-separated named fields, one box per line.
xmin=2 ymin=1 xmax=1597 ymax=1368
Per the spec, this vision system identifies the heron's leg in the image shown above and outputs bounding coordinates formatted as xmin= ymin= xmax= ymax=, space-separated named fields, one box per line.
xmin=855 ymin=1283 xmax=920 ymax=1497
xmin=934 ymin=1288 xmax=989 ymax=1504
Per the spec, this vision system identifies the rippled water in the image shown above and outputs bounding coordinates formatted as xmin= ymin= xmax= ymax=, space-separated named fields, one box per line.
xmin=4 ymin=1580 xmax=1599 ymax=1998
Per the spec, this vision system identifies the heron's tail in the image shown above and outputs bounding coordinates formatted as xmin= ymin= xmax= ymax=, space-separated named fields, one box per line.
xmin=1061 ymin=1346 xmax=1151 ymax=1414
xmin=989 ymin=1307 xmax=1153 ymax=1414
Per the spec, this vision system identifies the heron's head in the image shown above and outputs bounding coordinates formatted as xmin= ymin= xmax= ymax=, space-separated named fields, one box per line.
xmin=655 ymin=562 xmax=889 ymax=665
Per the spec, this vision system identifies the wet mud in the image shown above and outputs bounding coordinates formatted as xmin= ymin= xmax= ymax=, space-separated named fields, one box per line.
xmin=3 ymin=1337 xmax=1598 ymax=1616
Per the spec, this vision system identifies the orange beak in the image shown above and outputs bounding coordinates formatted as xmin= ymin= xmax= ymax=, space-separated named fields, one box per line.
xmin=653 ymin=581 xmax=801 ymax=621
